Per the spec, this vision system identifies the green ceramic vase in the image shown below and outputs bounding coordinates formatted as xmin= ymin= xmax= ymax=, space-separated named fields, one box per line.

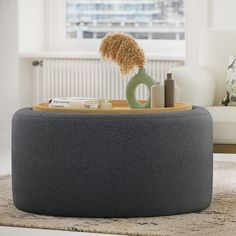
xmin=126 ymin=69 xmax=155 ymax=109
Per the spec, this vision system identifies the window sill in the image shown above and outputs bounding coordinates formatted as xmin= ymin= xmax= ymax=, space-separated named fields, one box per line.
xmin=19 ymin=51 xmax=185 ymax=62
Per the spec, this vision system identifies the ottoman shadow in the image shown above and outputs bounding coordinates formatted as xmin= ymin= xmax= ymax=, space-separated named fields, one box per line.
xmin=12 ymin=107 xmax=213 ymax=217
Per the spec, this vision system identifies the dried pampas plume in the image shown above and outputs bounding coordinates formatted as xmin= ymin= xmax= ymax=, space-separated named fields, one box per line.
xmin=100 ymin=32 xmax=145 ymax=75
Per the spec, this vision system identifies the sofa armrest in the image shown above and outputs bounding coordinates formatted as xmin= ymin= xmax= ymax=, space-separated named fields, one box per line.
xmin=171 ymin=66 xmax=216 ymax=107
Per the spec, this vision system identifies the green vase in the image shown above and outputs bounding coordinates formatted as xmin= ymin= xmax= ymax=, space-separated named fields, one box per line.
xmin=126 ymin=69 xmax=155 ymax=109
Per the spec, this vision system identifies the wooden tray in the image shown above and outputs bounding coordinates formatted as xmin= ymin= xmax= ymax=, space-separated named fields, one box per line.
xmin=33 ymin=100 xmax=192 ymax=114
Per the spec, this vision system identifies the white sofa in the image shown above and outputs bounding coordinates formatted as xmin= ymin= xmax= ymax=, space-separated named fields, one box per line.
xmin=172 ymin=29 xmax=236 ymax=152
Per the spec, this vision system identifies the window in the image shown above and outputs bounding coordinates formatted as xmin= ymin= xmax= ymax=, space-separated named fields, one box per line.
xmin=48 ymin=0 xmax=186 ymax=55
xmin=66 ymin=0 xmax=185 ymax=41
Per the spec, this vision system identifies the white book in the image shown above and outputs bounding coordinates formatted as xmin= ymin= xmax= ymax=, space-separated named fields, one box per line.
xmin=49 ymin=97 xmax=101 ymax=109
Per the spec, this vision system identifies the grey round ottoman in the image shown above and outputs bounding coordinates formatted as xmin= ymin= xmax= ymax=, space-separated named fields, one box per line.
xmin=12 ymin=106 xmax=213 ymax=217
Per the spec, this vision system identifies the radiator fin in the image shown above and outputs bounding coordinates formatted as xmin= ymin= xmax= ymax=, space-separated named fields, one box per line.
xmin=36 ymin=59 xmax=183 ymax=102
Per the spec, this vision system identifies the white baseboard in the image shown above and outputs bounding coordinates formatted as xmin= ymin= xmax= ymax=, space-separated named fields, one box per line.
xmin=0 ymin=133 xmax=11 ymax=147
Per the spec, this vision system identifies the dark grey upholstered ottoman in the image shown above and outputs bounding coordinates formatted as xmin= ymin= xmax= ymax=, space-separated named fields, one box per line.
xmin=12 ymin=106 xmax=213 ymax=217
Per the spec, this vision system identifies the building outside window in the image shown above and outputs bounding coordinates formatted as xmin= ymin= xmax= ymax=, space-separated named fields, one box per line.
xmin=66 ymin=0 xmax=185 ymax=41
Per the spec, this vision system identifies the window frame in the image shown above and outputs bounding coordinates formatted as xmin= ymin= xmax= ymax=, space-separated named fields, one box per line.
xmin=45 ymin=0 xmax=186 ymax=55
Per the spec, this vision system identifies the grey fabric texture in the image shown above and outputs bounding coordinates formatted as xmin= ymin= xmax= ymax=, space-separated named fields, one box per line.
xmin=12 ymin=107 xmax=213 ymax=217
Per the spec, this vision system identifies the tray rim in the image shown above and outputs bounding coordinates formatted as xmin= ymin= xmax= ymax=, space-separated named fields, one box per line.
xmin=33 ymin=100 xmax=192 ymax=114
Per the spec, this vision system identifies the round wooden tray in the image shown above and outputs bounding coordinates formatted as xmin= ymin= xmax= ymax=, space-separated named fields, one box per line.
xmin=33 ymin=100 xmax=192 ymax=114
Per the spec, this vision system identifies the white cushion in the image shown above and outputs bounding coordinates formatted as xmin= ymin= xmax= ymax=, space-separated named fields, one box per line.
xmin=199 ymin=30 xmax=236 ymax=105
xmin=172 ymin=66 xmax=215 ymax=107
xmin=207 ymin=106 xmax=236 ymax=144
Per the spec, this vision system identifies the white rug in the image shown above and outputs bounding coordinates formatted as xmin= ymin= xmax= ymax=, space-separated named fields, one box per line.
xmin=0 ymin=161 xmax=236 ymax=236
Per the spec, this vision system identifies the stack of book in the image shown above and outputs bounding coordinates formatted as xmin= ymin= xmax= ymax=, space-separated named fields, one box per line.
xmin=49 ymin=97 xmax=112 ymax=110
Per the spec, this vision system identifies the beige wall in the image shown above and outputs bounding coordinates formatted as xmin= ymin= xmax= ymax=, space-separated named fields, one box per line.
xmin=0 ymin=0 xmax=44 ymax=146
xmin=18 ymin=0 xmax=45 ymax=52
xmin=210 ymin=0 xmax=236 ymax=29
xmin=0 ymin=0 xmax=19 ymax=145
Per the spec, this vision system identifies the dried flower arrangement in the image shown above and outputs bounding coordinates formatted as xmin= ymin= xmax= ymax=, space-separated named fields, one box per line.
xmin=100 ymin=32 xmax=155 ymax=109
xmin=100 ymin=32 xmax=145 ymax=75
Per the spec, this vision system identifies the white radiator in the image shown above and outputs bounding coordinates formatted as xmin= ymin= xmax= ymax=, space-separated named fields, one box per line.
xmin=33 ymin=59 xmax=183 ymax=103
